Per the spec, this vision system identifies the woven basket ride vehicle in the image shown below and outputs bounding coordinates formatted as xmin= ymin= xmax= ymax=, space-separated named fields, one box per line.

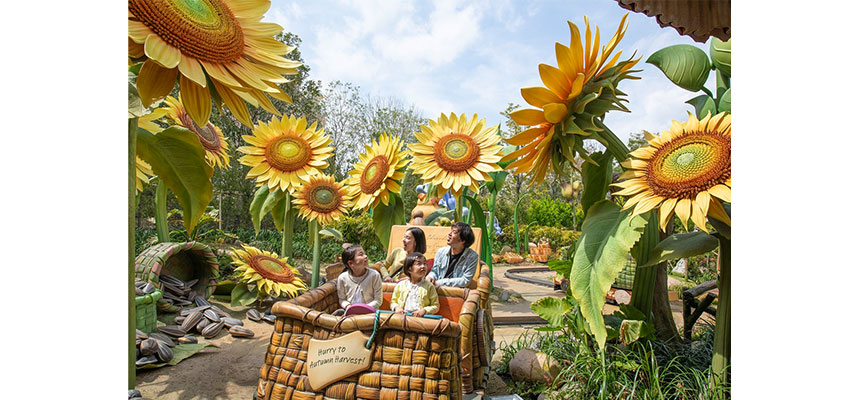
xmin=256 ymin=226 xmax=494 ymax=400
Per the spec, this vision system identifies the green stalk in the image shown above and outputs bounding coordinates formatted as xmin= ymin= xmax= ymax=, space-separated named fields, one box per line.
xmin=128 ymin=117 xmax=137 ymax=389
xmin=514 ymin=193 xmax=528 ymax=253
xmin=487 ymin=190 xmax=498 ymax=287
xmin=711 ymin=235 xmax=731 ymax=393
xmin=454 ymin=192 xmax=463 ymax=223
xmin=282 ymin=192 xmax=294 ymax=260
xmin=593 ymin=120 xmax=630 ymax=162
xmin=310 ymin=220 xmax=321 ymax=288
xmin=631 ymin=211 xmax=660 ymax=321
xmin=155 ymin=179 xmax=169 ymax=242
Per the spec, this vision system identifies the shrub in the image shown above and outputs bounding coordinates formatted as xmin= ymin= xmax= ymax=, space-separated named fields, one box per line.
xmin=529 ymin=197 xmax=574 ymax=228
xmin=498 ymin=224 xmax=580 ymax=252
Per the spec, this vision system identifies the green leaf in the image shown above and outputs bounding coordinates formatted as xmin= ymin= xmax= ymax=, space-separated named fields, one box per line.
xmin=268 ymin=192 xmax=288 ymax=232
xmin=616 ymin=304 xmax=647 ymax=321
xmin=425 ymin=208 xmax=453 ymax=225
xmin=718 ymin=88 xmax=731 ymax=113
xmin=531 ymin=296 xmax=573 ymax=327
xmin=686 ymin=94 xmax=717 ymax=119
xmin=320 ymin=227 xmax=344 ymax=241
xmin=580 ymin=150 xmax=614 ymax=221
xmin=128 ymin=82 xmax=147 ymax=118
xmin=464 ymin=195 xmax=492 ymax=266
xmin=619 ymin=320 xmax=646 ymax=346
xmin=570 ymin=200 xmax=649 ymax=349
xmin=136 ymin=342 xmax=218 ymax=369
xmin=137 ymin=126 xmax=214 ymax=234
xmin=643 ymin=231 xmax=719 ymax=267
xmin=498 ymin=144 xmax=518 ymax=169
xmin=231 ymin=283 xmax=257 ymax=307
xmin=647 ymin=44 xmax=711 ymax=92
xmin=372 ymin=194 xmax=404 ymax=252
xmin=710 ymin=38 xmax=731 ymax=78
xmin=213 ymin=280 xmax=236 ymax=296
xmin=249 ymin=185 xmax=269 ymax=235
xmin=547 ymin=259 xmax=573 ymax=279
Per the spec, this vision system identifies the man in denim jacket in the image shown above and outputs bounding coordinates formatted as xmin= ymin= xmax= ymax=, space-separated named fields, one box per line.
xmin=426 ymin=222 xmax=479 ymax=288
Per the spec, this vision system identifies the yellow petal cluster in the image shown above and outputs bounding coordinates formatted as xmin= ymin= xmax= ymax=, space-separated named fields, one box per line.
xmin=129 ymin=0 xmax=300 ymax=127
xmin=230 ymin=244 xmax=306 ymax=298
xmin=293 ymin=175 xmax=352 ymax=226
xmin=157 ymin=96 xmax=231 ymax=169
xmin=238 ymin=115 xmax=333 ymax=193
xmin=135 ymin=156 xmax=153 ymax=193
xmin=345 ymin=133 xmax=409 ymax=211
xmin=408 ymin=113 xmax=503 ymax=195
xmin=613 ymin=112 xmax=731 ymax=231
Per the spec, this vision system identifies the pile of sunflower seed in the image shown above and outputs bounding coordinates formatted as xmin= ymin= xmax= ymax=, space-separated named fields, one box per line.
xmin=157 ymin=296 xmax=256 ymax=340
xmin=134 ymin=278 xmax=157 ymax=296
xmin=157 ymin=274 xmax=200 ymax=307
xmin=135 ymin=329 xmax=179 ymax=367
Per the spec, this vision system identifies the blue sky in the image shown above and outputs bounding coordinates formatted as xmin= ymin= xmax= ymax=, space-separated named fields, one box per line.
xmin=263 ymin=0 xmax=715 ymax=143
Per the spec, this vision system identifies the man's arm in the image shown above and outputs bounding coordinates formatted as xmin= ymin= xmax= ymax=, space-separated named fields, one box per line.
xmin=435 ymin=249 xmax=478 ymax=288
xmin=426 ymin=247 xmax=446 ymax=282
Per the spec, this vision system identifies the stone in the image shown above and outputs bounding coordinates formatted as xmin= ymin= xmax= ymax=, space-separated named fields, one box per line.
xmin=499 ymin=290 xmax=511 ymax=302
xmin=509 ymin=348 xmax=561 ymax=386
xmin=614 ymin=289 xmax=631 ymax=305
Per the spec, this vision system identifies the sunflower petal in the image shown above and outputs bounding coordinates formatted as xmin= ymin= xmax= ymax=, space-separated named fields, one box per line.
xmin=708 ymin=184 xmax=731 ymax=203
xmin=179 ymin=75 xmax=212 ymax=127
xmin=521 ymin=86 xmax=562 ymax=108
xmin=675 ymin=198 xmax=692 ymax=230
xmin=510 ymin=109 xmax=547 ymax=126
xmin=137 ymin=60 xmax=177 ymax=107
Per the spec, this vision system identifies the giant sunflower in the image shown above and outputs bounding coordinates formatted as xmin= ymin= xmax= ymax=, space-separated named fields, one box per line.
xmin=160 ymin=96 xmax=231 ymax=169
xmin=136 ymin=156 xmax=154 ymax=193
xmin=345 ymin=133 xmax=409 ymax=211
xmin=230 ymin=244 xmax=306 ymax=298
xmin=502 ymin=14 xmax=640 ymax=185
xmin=613 ymin=112 xmax=731 ymax=232
xmin=292 ymin=175 xmax=351 ymax=226
xmin=128 ymin=0 xmax=300 ymax=127
xmin=408 ymin=113 xmax=504 ymax=195
xmin=238 ymin=115 xmax=333 ymax=193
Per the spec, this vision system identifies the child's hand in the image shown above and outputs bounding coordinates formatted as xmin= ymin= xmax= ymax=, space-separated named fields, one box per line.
xmin=383 ymin=277 xmax=394 ymax=283
xmin=395 ymin=307 xmax=405 ymax=314
xmin=414 ymin=309 xmax=426 ymax=317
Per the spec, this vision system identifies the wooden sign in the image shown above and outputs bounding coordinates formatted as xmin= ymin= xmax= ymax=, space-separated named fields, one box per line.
xmin=387 ymin=225 xmax=482 ymax=258
xmin=307 ymin=331 xmax=372 ymax=391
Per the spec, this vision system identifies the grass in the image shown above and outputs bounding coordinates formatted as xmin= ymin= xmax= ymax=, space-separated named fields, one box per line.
xmin=495 ymin=324 xmax=729 ymax=400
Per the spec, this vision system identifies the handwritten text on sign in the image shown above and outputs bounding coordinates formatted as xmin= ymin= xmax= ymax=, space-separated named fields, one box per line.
xmin=306 ymin=331 xmax=372 ymax=390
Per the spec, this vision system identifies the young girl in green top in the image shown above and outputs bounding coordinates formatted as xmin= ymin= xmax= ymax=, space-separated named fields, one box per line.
xmin=390 ymin=252 xmax=439 ymax=317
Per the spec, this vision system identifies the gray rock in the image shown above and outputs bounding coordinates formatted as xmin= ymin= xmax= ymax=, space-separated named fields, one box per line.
xmin=499 ymin=290 xmax=511 ymax=302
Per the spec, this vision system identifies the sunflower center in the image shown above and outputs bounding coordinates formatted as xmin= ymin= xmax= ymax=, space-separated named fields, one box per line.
xmin=178 ymin=111 xmax=222 ymax=152
xmin=129 ymin=0 xmax=245 ymax=64
xmin=433 ymin=134 xmax=480 ymax=172
xmin=247 ymin=255 xmax=295 ymax=283
xmin=266 ymin=136 xmax=312 ymax=172
xmin=646 ymin=132 xmax=731 ymax=199
xmin=360 ymin=156 xmax=390 ymax=194
xmin=306 ymin=183 xmax=342 ymax=214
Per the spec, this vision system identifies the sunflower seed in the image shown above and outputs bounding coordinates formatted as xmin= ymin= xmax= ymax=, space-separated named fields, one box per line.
xmin=196 ymin=318 xmax=211 ymax=333
xmin=157 ymin=325 xmax=186 ymax=337
xmin=228 ymin=326 xmax=254 ymax=338
xmin=180 ymin=305 xmax=210 ymax=316
xmin=202 ymin=320 xmax=225 ymax=339
xmin=262 ymin=315 xmax=276 ymax=324
xmin=161 ymin=290 xmax=183 ymax=301
xmin=203 ymin=309 xmax=220 ymax=322
xmin=135 ymin=287 xmax=146 ymax=296
xmin=181 ymin=311 xmax=204 ymax=332
xmin=173 ymin=315 xmax=185 ymax=325
xmin=136 ymin=329 xmax=148 ymax=341
xmin=246 ymin=309 xmax=262 ymax=322
xmin=193 ymin=296 xmax=211 ymax=307
xmin=142 ymin=282 xmax=156 ymax=294
xmin=135 ymin=280 xmax=146 ymax=288
xmin=159 ymin=274 xmax=186 ymax=287
xmin=222 ymin=318 xmax=243 ymax=327
xmin=185 ymin=279 xmax=199 ymax=288
xmin=136 ymin=346 xmax=141 ymax=359
xmin=210 ymin=305 xmax=229 ymax=317
xmin=139 ymin=339 xmax=159 ymax=356
xmin=185 ymin=290 xmax=196 ymax=301
xmin=155 ymin=341 xmax=174 ymax=363
xmin=264 ymin=308 xmax=273 ymax=316
xmin=148 ymin=333 xmax=175 ymax=347
xmin=161 ymin=283 xmax=186 ymax=297
xmin=129 ymin=389 xmax=142 ymax=399
xmin=176 ymin=335 xmax=198 ymax=344
xmin=136 ymin=355 xmax=158 ymax=366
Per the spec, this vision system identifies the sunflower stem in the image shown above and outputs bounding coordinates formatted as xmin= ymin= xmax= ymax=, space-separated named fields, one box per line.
xmin=310 ymin=220 xmax=321 ymax=288
xmin=454 ymin=193 xmax=463 ymax=223
xmin=128 ymin=116 xmax=138 ymax=389
xmin=155 ymin=179 xmax=169 ymax=242
xmin=486 ymin=190 xmax=498 ymax=288
xmin=282 ymin=192 xmax=294 ymax=260
xmin=514 ymin=193 xmax=528 ymax=254
xmin=593 ymin=120 xmax=630 ymax=162
xmin=711 ymin=234 xmax=731 ymax=394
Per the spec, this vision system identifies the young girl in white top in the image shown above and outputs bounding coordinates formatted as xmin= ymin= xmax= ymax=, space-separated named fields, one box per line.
xmin=336 ymin=245 xmax=382 ymax=313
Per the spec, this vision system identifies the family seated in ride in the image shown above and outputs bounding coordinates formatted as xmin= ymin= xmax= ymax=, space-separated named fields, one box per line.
xmin=371 ymin=226 xmax=427 ymax=282
xmin=334 ymin=244 xmax=382 ymax=315
xmin=389 ymin=252 xmax=439 ymax=317
xmin=426 ymin=222 xmax=479 ymax=288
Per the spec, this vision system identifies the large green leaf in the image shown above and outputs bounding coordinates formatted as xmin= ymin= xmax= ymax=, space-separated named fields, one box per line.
xmin=570 ymin=200 xmax=649 ymax=349
xmin=320 ymin=227 xmax=344 ymax=241
xmin=425 ymin=208 xmax=453 ymax=225
xmin=136 ymin=342 xmax=218 ymax=369
xmin=718 ymin=88 xmax=731 ymax=113
xmin=137 ymin=126 xmax=213 ymax=233
xmin=580 ymin=150 xmax=614 ymax=221
xmin=710 ymin=38 xmax=731 ymax=78
xmin=267 ymin=191 xmax=288 ymax=232
xmin=643 ymin=231 xmax=719 ymax=267
xmin=128 ymin=82 xmax=147 ymax=118
xmin=647 ymin=44 xmax=711 ymax=92
xmin=531 ymin=297 xmax=572 ymax=327
xmin=249 ymin=185 xmax=270 ymax=235
xmin=231 ymin=283 xmax=258 ymax=306
xmin=464 ymin=195 xmax=492 ymax=266
xmin=372 ymin=194 xmax=404 ymax=251
xmin=548 ymin=259 xmax=573 ymax=279
xmin=686 ymin=94 xmax=717 ymax=119
xmin=619 ymin=320 xmax=646 ymax=346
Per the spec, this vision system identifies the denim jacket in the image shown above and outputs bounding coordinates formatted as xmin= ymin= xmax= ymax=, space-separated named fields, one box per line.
xmin=427 ymin=246 xmax=479 ymax=288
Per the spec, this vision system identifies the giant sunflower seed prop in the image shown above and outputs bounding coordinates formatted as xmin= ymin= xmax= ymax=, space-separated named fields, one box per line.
xmin=502 ymin=14 xmax=640 ymax=185
xmin=128 ymin=0 xmax=300 ymax=127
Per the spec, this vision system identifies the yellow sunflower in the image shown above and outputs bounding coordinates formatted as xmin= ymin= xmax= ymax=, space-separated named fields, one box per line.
xmin=128 ymin=0 xmax=300 ymax=127
xmin=345 ymin=133 xmax=409 ymax=211
xmin=408 ymin=113 xmax=504 ymax=195
xmin=136 ymin=156 xmax=154 ymax=193
xmin=160 ymin=96 xmax=231 ymax=169
xmin=237 ymin=115 xmax=333 ymax=193
xmin=502 ymin=14 xmax=640 ymax=185
xmin=293 ymin=175 xmax=352 ymax=226
xmin=230 ymin=244 xmax=306 ymax=298
xmin=612 ymin=112 xmax=731 ymax=232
